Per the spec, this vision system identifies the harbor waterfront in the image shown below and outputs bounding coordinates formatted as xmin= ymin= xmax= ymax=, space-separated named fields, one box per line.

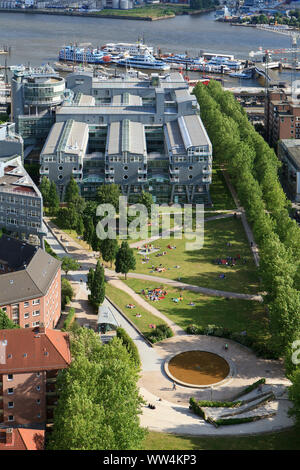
xmin=2 ymin=10 xmax=300 ymax=86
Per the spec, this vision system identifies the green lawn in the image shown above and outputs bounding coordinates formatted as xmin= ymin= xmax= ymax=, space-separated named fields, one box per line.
xmin=132 ymin=217 xmax=260 ymax=295
xmin=143 ymin=428 xmax=300 ymax=450
xmin=209 ymin=165 xmax=237 ymax=212
xmin=125 ymin=279 xmax=268 ymax=341
xmin=105 ymin=282 xmax=168 ymax=335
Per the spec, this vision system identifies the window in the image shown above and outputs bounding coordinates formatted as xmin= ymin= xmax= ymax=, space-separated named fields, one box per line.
xmin=7 ymin=388 xmax=13 ymax=395
xmin=36 ymin=386 xmax=40 ymax=391
xmin=32 ymin=321 xmax=40 ymax=327
xmin=37 ymin=399 xmax=41 ymax=405
xmin=24 ymin=313 xmax=29 ymax=319
xmin=24 ymin=323 xmax=30 ymax=328
xmin=32 ymin=299 xmax=40 ymax=306
xmin=32 ymin=310 xmax=40 ymax=317
xmin=24 ymin=301 xmax=29 ymax=308
xmin=8 ymin=415 xmax=14 ymax=422
xmin=7 ymin=374 xmax=13 ymax=381
xmin=8 ymin=402 xmax=14 ymax=408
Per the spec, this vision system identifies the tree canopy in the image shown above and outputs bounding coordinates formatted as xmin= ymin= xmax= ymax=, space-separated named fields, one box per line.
xmin=47 ymin=327 xmax=147 ymax=450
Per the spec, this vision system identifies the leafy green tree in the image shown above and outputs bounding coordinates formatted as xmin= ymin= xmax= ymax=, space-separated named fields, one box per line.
xmin=39 ymin=176 xmax=51 ymax=207
xmin=96 ymin=184 xmax=121 ymax=212
xmin=288 ymin=367 xmax=300 ymax=426
xmin=0 ymin=309 xmax=19 ymax=329
xmin=76 ymin=215 xmax=85 ymax=237
xmin=88 ymin=260 xmax=105 ymax=308
xmin=99 ymin=238 xmax=119 ymax=267
xmin=47 ymin=329 xmax=147 ymax=450
xmin=48 ymin=181 xmax=60 ymax=213
xmin=64 ymin=177 xmax=80 ymax=204
xmin=83 ymin=216 xmax=95 ymax=249
xmin=115 ymin=241 xmax=136 ymax=280
xmin=61 ymin=277 xmax=74 ymax=310
xmin=61 ymin=257 xmax=79 ymax=277
xmin=137 ymin=191 xmax=154 ymax=217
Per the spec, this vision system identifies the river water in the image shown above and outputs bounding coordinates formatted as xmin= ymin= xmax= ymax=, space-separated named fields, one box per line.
xmin=0 ymin=10 xmax=299 ymax=85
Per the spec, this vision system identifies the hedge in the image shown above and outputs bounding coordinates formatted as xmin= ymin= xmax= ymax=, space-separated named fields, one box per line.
xmin=116 ymin=327 xmax=141 ymax=367
xmin=63 ymin=307 xmax=76 ymax=330
xmin=186 ymin=324 xmax=278 ymax=359
xmin=144 ymin=324 xmax=173 ymax=344
xmin=234 ymin=378 xmax=266 ymax=399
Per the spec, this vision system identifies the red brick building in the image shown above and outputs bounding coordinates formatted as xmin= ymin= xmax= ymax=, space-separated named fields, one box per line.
xmin=0 ymin=326 xmax=71 ymax=428
xmin=0 ymin=235 xmax=61 ymax=329
xmin=0 ymin=427 xmax=45 ymax=450
xmin=265 ymin=86 xmax=300 ymax=147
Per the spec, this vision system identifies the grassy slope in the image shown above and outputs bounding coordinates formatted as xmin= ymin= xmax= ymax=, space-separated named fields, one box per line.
xmin=105 ymin=282 xmax=167 ymax=335
xmin=132 ymin=217 xmax=260 ymax=295
xmin=143 ymin=428 xmax=300 ymax=450
xmin=125 ymin=279 xmax=268 ymax=341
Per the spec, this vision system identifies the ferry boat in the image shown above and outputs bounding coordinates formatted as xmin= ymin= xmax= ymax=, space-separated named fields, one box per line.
xmin=207 ymin=56 xmax=242 ymax=70
xmin=101 ymin=42 xmax=154 ymax=56
xmin=59 ymin=45 xmax=111 ymax=64
xmin=161 ymin=54 xmax=206 ymax=67
xmin=115 ymin=52 xmax=170 ymax=71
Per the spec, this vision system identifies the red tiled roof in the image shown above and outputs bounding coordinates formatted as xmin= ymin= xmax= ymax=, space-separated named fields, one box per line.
xmin=0 ymin=327 xmax=71 ymax=374
xmin=0 ymin=428 xmax=45 ymax=450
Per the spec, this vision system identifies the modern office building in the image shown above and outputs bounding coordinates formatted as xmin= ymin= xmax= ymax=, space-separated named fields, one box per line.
xmin=0 ymin=155 xmax=45 ymax=245
xmin=0 ymin=325 xmax=70 ymax=427
xmin=11 ymin=67 xmax=66 ymax=145
xmin=278 ymin=139 xmax=300 ymax=202
xmin=0 ymin=234 xmax=61 ymax=329
xmin=43 ymin=72 xmax=212 ymax=204
xmin=0 ymin=123 xmax=24 ymax=160
xmin=40 ymin=119 xmax=89 ymax=200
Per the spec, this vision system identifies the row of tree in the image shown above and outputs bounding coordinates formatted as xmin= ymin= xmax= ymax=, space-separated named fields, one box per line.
xmin=193 ymin=81 xmax=300 ymax=420
xmin=47 ymin=326 xmax=147 ymax=450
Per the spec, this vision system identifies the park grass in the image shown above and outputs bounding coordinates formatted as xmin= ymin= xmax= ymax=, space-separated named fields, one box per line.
xmin=132 ymin=217 xmax=260 ymax=295
xmin=142 ymin=428 xmax=300 ymax=450
xmin=105 ymin=282 xmax=168 ymax=335
xmin=209 ymin=165 xmax=237 ymax=212
xmin=124 ymin=279 xmax=268 ymax=342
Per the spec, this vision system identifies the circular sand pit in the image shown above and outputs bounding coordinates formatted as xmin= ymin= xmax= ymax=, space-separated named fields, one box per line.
xmin=165 ymin=351 xmax=231 ymax=388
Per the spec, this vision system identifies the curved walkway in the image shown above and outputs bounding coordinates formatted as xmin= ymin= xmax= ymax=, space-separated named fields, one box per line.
xmin=44 ymin=220 xmax=294 ymax=436
xmin=124 ymin=272 xmax=263 ymax=302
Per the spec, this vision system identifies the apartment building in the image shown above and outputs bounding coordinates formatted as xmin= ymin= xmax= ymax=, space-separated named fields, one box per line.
xmin=0 ymin=155 xmax=45 ymax=246
xmin=265 ymin=85 xmax=300 ymax=147
xmin=0 ymin=325 xmax=71 ymax=427
xmin=278 ymin=139 xmax=300 ymax=202
xmin=42 ymin=72 xmax=212 ymax=204
xmin=0 ymin=427 xmax=45 ymax=450
xmin=0 ymin=235 xmax=61 ymax=329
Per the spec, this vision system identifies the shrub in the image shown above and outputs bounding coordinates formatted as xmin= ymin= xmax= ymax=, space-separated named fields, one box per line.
xmin=145 ymin=324 xmax=173 ymax=343
xmin=63 ymin=307 xmax=76 ymax=330
xmin=185 ymin=324 xmax=279 ymax=359
xmin=116 ymin=327 xmax=141 ymax=367
xmin=61 ymin=278 xmax=74 ymax=310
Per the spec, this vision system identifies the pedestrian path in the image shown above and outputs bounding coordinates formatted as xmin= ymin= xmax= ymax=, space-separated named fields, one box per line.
xmin=44 ymin=218 xmax=294 ymax=436
xmin=221 ymin=168 xmax=260 ymax=267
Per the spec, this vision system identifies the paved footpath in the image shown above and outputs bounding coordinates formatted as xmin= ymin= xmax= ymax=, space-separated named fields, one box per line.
xmin=44 ymin=219 xmax=295 ymax=436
